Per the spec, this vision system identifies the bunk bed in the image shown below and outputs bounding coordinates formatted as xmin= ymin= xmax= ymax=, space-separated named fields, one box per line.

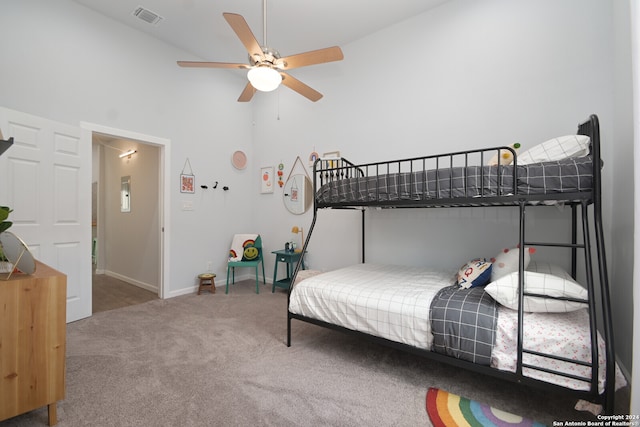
xmin=286 ymin=115 xmax=623 ymax=414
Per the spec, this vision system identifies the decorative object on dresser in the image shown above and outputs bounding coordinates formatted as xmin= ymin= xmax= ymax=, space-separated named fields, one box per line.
xmin=0 ymin=231 xmax=37 ymax=280
xmin=0 ymin=205 xmax=13 ymax=234
xmin=0 ymin=131 xmax=13 ymax=157
xmin=0 ymin=261 xmax=67 ymax=426
xmin=0 ymin=206 xmax=13 ymax=273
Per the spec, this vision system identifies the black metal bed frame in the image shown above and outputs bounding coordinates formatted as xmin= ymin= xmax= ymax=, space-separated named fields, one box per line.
xmin=286 ymin=115 xmax=616 ymax=414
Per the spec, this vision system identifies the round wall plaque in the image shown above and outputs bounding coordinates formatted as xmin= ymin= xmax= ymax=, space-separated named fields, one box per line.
xmin=231 ymin=151 xmax=247 ymax=170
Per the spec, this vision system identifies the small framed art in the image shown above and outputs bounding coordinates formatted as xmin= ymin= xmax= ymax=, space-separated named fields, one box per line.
xmin=180 ymin=174 xmax=195 ymax=193
xmin=260 ymin=166 xmax=274 ymax=194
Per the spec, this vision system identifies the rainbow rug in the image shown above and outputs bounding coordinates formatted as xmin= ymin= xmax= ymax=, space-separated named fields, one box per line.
xmin=426 ymin=388 xmax=546 ymax=427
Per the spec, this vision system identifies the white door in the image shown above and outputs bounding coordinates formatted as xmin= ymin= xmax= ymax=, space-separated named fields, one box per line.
xmin=0 ymin=107 xmax=91 ymax=322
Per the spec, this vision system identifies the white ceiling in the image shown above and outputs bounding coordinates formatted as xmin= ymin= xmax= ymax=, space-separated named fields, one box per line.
xmin=71 ymin=0 xmax=449 ymax=64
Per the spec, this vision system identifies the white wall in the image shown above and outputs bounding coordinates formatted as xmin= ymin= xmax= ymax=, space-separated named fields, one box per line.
xmin=252 ymin=0 xmax=634 ymax=378
xmin=611 ymin=0 xmax=635 ymax=390
xmin=0 ymin=0 xmax=255 ymax=296
xmin=255 ymin=0 xmax=616 ymax=268
xmin=102 ymin=141 xmax=160 ymax=291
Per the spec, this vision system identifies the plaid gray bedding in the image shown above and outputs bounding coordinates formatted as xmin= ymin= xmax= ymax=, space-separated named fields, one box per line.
xmin=316 ymin=156 xmax=593 ymax=204
xmin=430 ymin=285 xmax=498 ymax=365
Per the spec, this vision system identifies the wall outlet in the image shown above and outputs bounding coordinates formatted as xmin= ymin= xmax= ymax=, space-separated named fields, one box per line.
xmin=206 ymin=261 xmax=212 ymax=272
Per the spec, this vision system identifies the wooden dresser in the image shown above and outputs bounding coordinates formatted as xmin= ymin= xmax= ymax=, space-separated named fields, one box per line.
xmin=0 ymin=261 xmax=67 ymax=426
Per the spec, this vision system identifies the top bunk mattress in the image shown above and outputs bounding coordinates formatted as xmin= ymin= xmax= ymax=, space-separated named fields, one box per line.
xmin=316 ymin=156 xmax=594 ymax=206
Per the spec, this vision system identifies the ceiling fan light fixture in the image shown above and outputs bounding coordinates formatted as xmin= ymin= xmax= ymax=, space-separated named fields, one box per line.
xmin=247 ymin=66 xmax=282 ymax=92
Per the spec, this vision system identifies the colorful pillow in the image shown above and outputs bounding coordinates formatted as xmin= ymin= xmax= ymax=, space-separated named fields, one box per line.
xmin=485 ymin=270 xmax=588 ymax=313
xmin=241 ymin=245 xmax=260 ymax=261
xmin=228 ymin=233 xmax=259 ymax=262
xmin=456 ymin=258 xmax=493 ymax=289
xmin=490 ymin=246 xmax=535 ymax=282
xmin=517 ymin=135 xmax=590 ymax=165
xmin=487 ymin=143 xmax=521 ymax=166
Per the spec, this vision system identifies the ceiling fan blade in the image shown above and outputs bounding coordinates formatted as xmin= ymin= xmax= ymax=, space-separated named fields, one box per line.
xmin=177 ymin=61 xmax=250 ymax=69
xmin=223 ymin=13 xmax=264 ymax=61
xmin=238 ymin=82 xmax=256 ymax=102
xmin=278 ymin=46 xmax=344 ymax=70
xmin=280 ymin=72 xmax=323 ymax=102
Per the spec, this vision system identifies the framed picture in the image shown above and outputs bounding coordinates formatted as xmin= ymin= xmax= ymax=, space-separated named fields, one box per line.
xmin=260 ymin=166 xmax=274 ymax=194
xmin=180 ymin=174 xmax=195 ymax=193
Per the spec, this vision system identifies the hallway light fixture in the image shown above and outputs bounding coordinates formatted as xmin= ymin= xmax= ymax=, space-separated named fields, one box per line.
xmin=119 ymin=149 xmax=137 ymax=159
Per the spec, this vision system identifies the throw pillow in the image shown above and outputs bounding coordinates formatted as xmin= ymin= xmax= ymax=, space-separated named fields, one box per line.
xmin=487 ymin=143 xmax=521 ymax=166
xmin=242 ymin=244 xmax=260 ymax=261
xmin=457 ymin=258 xmax=493 ymax=289
xmin=490 ymin=246 xmax=535 ymax=282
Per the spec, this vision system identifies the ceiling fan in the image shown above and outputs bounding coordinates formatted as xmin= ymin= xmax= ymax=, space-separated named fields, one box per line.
xmin=177 ymin=0 xmax=344 ymax=102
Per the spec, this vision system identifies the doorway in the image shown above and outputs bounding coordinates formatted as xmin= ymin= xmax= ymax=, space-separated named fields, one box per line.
xmin=92 ymin=271 xmax=158 ymax=313
xmin=82 ymin=122 xmax=171 ymax=311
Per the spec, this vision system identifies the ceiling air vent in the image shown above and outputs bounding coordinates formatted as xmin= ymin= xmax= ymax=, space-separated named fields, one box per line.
xmin=132 ymin=6 xmax=164 ymax=26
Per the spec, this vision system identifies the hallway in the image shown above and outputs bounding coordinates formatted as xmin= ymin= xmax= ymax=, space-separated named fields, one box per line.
xmin=92 ymin=272 xmax=158 ymax=314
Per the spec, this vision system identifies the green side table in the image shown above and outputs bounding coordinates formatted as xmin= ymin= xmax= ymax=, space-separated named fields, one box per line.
xmin=271 ymin=249 xmax=306 ymax=292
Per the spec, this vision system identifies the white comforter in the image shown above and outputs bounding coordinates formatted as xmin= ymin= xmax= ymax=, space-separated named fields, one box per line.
xmin=289 ymin=263 xmax=626 ymax=393
xmin=289 ymin=263 xmax=453 ymax=349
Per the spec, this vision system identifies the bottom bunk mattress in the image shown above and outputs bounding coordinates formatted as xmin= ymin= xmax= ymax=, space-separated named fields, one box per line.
xmin=288 ymin=263 xmax=624 ymax=393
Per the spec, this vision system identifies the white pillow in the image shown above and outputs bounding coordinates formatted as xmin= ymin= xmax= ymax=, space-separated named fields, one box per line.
xmin=526 ymin=261 xmax=572 ymax=278
xmin=485 ymin=269 xmax=588 ymax=313
xmin=517 ymin=135 xmax=590 ymax=165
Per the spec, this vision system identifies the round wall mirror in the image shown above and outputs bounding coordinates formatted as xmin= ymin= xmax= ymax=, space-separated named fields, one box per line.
xmin=283 ymin=174 xmax=313 ymax=215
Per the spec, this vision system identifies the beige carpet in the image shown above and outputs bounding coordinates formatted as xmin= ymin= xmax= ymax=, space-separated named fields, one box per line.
xmin=2 ymin=280 xmax=629 ymax=426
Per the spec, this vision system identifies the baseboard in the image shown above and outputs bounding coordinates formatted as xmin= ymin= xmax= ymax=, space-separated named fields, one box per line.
xmin=165 ymin=272 xmax=272 ymax=299
xmin=103 ymin=270 xmax=157 ymax=293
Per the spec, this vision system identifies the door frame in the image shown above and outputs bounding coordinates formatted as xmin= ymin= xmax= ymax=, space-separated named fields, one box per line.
xmin=81 ymin=122 xmax=170 ymax=299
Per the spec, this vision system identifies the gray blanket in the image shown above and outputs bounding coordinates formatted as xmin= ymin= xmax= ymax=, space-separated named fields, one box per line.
xmin=316 ymin=156 xmax=593 ymax=204
xmin=430 ymin=285 xmax=498 ymax=366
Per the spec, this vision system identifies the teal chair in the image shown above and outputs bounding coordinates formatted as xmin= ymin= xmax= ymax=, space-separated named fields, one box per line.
xmin=226 ymin=235 xmax=266 ymax=294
